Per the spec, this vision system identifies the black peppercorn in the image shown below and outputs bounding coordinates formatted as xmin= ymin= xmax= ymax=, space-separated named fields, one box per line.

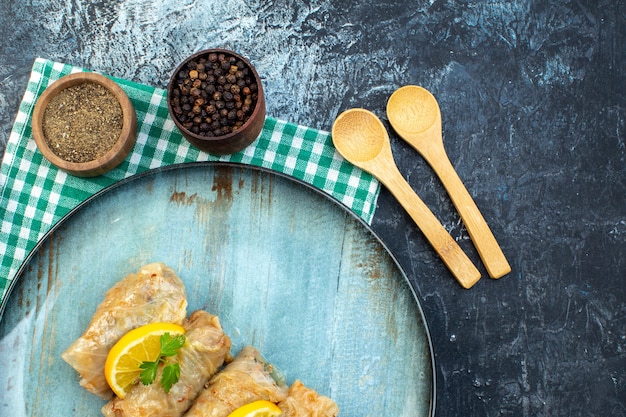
xmin=226 ymin=73 xmax=237 ymax=84
xmin=170 ymin=51 xmax=259 ymax=137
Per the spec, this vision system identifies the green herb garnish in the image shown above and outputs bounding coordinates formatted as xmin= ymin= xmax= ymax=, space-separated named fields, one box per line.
xmin=139 ymin=332 xmax=186 ymax=393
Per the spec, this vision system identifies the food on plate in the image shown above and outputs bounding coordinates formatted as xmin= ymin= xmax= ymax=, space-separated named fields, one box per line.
xmin=104 ymin=321 xmax=187 ymax=399
xmin=278 ymin=380 xmax=340 ymax=417
xmin=62 ymin=262 xmax=339 ymax=415
xmin=62 ymin=262 xmax=188 ymax=399
xmin=223 ymin=381 xmax=340 ymax=417
xmin=183 ymin=345 xmax=288 ymax=416
xmin=102 ymin=310 xmax=231 ymax=417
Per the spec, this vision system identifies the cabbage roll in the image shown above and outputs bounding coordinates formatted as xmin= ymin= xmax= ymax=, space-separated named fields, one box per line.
xmin=184 ymin=345 xmax=288 ymax=417
xmin=278 ymin=380 xmax=339 ymax=417
xmin=102 ymin=310 xmax=231 ymax=417
xmin=62 ymin=262 xmax=188 ymax=399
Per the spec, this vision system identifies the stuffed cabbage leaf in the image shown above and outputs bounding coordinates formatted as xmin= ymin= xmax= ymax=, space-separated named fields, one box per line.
xmin=62 ymin=263 xmax=188 ymax=399
xmin=278 ymin=380 xmax=339 ymax=417
xmin=184 ymin=345 xmax=288 ymax=417
xmin=101 ymin=310 xmax=231 ymax=417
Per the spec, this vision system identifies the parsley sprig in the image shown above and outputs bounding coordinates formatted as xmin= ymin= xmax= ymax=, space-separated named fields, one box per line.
xmin=139 ymin=332 xmax=186 ymax=393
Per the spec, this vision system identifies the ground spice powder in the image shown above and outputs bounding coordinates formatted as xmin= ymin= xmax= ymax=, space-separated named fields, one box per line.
xmin=42 ymin=82 xmax=123 ymax=163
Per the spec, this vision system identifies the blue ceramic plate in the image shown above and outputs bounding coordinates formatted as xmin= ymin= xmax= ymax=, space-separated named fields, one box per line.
xmin=0 ymin=163 xmax=434 ymax=417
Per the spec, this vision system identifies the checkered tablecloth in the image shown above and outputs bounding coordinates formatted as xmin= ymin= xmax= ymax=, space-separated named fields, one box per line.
xmin=0 ymin=58 xmax=381 ymax=307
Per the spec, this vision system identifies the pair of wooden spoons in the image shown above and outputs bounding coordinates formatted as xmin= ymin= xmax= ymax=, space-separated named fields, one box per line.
xmin=331 ymin=86 xmax=510 ymax=289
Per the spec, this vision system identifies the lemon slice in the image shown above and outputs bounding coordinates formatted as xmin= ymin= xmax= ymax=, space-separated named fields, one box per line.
xmin=104 ymin=322 xmax=185 ymax=398
xmin=227 ymin=400 xmax=283 ymax=417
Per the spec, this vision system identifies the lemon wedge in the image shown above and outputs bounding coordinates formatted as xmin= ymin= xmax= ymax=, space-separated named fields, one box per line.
xmin=104 ymin=322 xmax=185 ymax=398
xmin=227 ymin=400 xmax=283 ymax=417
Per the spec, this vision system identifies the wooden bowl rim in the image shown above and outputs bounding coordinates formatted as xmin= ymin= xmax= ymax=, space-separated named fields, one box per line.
xmin=32 ymin=72 xmax=137 ymax=176
xmin=166 ymin=48 xmax=265 ymax=145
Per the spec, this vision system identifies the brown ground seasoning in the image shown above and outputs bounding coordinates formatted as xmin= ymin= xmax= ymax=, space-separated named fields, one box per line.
xmin=42 ymin=82 xmax=123 ymax=163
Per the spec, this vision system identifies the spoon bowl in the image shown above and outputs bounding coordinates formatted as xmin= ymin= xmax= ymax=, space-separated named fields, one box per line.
xmin=387 ymin=86 xmax=440 ymax=136
xmin=331 ymin=109 xmax=385 ymax=162
xmin=387 ymin=85 xmax=510 ymax=279
xmin=332 ymin=108 xmax=481 ymax=289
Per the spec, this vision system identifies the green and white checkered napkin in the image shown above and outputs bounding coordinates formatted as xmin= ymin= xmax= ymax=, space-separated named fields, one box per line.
xmin=0 ymin=58 xmax=380 ymax=306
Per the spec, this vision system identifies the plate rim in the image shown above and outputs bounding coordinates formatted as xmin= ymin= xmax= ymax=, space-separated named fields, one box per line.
xmin=0 ymin=160 xmax=436 ymax=416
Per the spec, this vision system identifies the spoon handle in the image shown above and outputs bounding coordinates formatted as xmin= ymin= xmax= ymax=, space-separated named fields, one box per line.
xmin=421 ymin=147 xmax=511 ymax=279
xmin=381 ymin=165 xmax=481 ymax=289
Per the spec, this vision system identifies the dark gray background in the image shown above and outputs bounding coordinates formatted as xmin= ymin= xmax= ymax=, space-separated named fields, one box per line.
xmin=1 ymin=1 xmax=624 ymax=416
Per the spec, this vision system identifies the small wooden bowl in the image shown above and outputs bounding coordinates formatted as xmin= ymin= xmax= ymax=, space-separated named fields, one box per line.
xmin=32 ymin=72 xmax=137 ymax=177
xmin=167 ymin=48 xmax=266 ymax=155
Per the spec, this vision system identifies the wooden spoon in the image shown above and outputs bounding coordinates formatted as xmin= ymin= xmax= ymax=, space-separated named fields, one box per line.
xmin=332 ymin=108 xmax=481 ymax=289
xmin=386 ymin=85 xmax=511 ymax=279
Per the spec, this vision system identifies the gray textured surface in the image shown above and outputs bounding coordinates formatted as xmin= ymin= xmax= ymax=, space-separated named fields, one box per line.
xmin=1 ymin=1 xmax=624 ymax=416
